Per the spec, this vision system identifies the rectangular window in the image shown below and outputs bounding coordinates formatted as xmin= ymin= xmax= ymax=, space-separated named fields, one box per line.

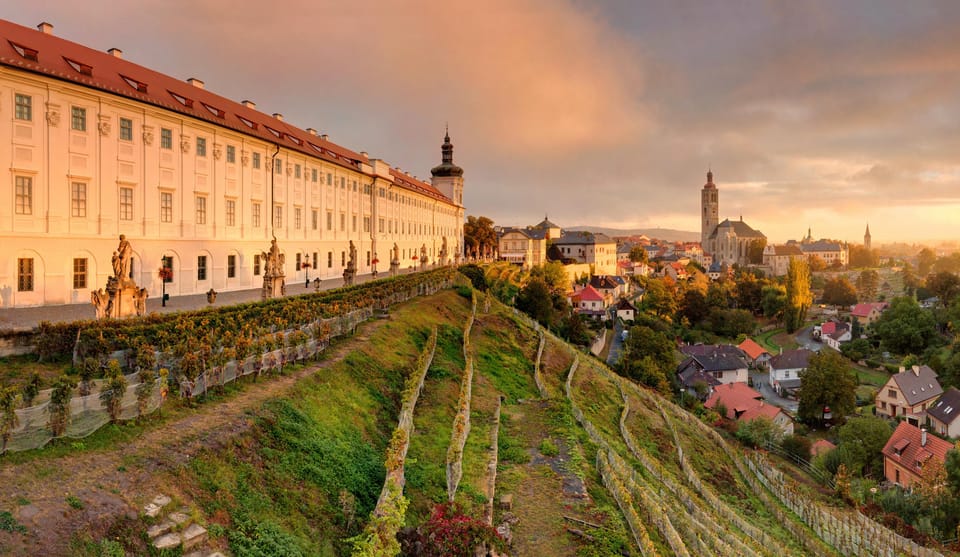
xmin=326 ymin=211 xmax=333 ymax=231
xmin=195 ymin=196 xmax=207 ymax=224
xmin=17 ymin=258 xmax=33 ymax=291
xmin=295 ymin=164 xmax=301 ymax=179
xmin=254 ymin=254 xmax=261 ymax=276
xmin=161 ymin=256 xmax=174 ymax=283
xmin=340 ymin=213 xmax=345 ymax=231
xmin=119 ymin=187 xmax=133 ymax=221
xmin=15 ymin=176 xmax=32 ymax=214
xmin=341 ymin=177 xmax=346 ymax=189
xmin=226 ymin=145 xmax=236 ymax=163
xmin=159 ymin=191 xmax=172 ymax=223
xmin=352 ymin=215 xmax=357 ymax=232
xmin=274 ymin=205 xmax=283 ymax=228
xmin=252 ymin=203 xmax=261 ymax=228
xmin=252 ymin=152 xmax=261 ymax=169
xmin=327 ymin=252 xmax=333 ymax=268
xmin=197 ymin=256 xmax=207 ymax=280
xmin=888 ymin=389 xmax=897 ymax=399
xmin=294 ymin=207 xmax=301 ymax=229
xmin=379 ymin=218 xmax=385 ymax=233
xmin=312 ymin=210 xmax=318 ymax=230
xmin=71 ymin=106 xmax=86 ymax=131
xmin=327 ymin=172 xmax=332 ymax=185
xmin=226 ymin=199 xmax=236 ymax=226
xmin=196 ymin=137 xmax=207 ymax=157
xmin=14 ymin=93 xmax=32 ymax=121
xmin=311 ymin=168 xmax=318 ymax=182
xmin=353 ymin=180 xmax=357 ymax=192
xmin=73 ymin=258 xmax=88 ymax=289
xmin=341 ymin=251 xmax=346 ymax=266
xmin=363 ymin=216 xmax=370 ymax=232
xmin=296 ymin=253 xmax=302 ymax=271
xmin=160 ymin=128 xmax=172 ymax=149
xmin=119 ymin=117 xmax=133 ymax=140
xmin=275 ymin=158 xmax=283 ymax=174
xmin=71 ymin=182 xmax=87 ymax=217
xmin=227 ymin=254 xmax=236 ymax=278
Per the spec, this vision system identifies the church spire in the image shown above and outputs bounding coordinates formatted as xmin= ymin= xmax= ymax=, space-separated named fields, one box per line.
xmin=431 ymin=126 xmax=463 ymax=178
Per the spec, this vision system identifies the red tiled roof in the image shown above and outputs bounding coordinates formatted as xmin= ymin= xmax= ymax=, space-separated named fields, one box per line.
xmin=851 ymin=302 xmax=888 ymax=317
xmin=821 ymin=322 xmax=837 ymax=335
xmin=811 ymin=439 xmax=836 ymax=457
xmin=738 ymin=403 xmax=784 ymax=423
xmin=738 ymin=338 xmax=769 ymax=361
xmin=0 ymin=19 xmax=453 ymax=205
xmin=881 ymin=422 xmax=952 ymax=478
xmin=705 ymin=383 xmax=764 ymax=420
xmin=577 ymin=285 xmax=605 ymax=302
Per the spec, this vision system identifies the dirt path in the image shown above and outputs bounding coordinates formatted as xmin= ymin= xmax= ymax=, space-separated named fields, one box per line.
xmin=0 ymin=318 xmax=387 ymax=555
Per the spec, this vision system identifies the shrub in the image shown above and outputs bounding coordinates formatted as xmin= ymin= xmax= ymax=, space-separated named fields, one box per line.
xmin=135 ymin=369 xmax=156 ymax=418
xmin=99 ymin=361 xmax=128 ymax=423
xmin=781 ymin=434 xmax=812 ymax=462
xmin=415 ymin=502 xmax=504 ymax=557
xmin=539 ymin=438 xmax=560 ymax=457
xmin=48 ymin=376 xmax=76 ymax=437
xmin=21 ymin=373 xmax=41 ymax=407
xmin=0 ymin=386 xmax=19 ymax=453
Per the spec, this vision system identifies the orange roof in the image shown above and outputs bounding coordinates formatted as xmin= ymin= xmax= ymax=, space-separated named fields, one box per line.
xmin=739 ymin=403 xmax=784 ymax=423
xmin=881 ymin=422 xmax=953 ymax=479
xmin=738 ymin=338 xmax=769 ymax=361
xmin=0 ymin=19 xmax=453 ymax=205
xmin=577 ymin=285 xmax=605 ymax=302
xmin=811 ymin=439 xmax=836 ymax=457
xmin=705 ymin=383 xmax=764 ymax=420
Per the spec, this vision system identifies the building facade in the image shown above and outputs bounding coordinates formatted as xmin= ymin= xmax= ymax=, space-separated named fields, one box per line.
xmin=700 ymin=171 xmax=765 ymax=267
xmin=0 ymin=20 xmax=463 ymax=308
xmin=553 ymin=231 xmax=617 ymax=276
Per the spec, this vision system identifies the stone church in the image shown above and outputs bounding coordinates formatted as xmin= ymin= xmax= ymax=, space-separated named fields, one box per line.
xmin=700 ymin=171 xmax=766 ymax=267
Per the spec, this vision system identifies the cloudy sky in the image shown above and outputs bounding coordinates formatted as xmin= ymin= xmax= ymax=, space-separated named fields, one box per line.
xmin=12 ymin=1 xmax=960 ymax=244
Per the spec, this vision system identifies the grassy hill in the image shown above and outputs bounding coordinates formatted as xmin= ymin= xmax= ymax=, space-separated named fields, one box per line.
xmin=0 ymin=283 xmax=947 ymax=556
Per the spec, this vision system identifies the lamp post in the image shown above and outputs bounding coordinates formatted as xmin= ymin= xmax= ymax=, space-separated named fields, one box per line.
xmin=158 ymin=265 xmax=173 ymax=307
xmin=303 ymin=254 xmax=311 ymax=288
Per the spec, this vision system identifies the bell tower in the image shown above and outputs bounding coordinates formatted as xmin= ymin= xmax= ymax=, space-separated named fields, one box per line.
xmin=431 ymin=126 xmax=465 ymax=259
xmin=864 ymin=223 xmax=871 ymax=251
xmin=701 ymin=170 xmax=718 ymax=248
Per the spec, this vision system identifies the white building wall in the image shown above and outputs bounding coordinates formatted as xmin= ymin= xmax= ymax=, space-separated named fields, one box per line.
xmin=0 ymin=69 xmax=461 ymax=307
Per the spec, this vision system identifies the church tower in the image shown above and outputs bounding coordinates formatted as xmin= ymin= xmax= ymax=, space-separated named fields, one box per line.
xmin=701 ymin=170 xmax=718 ymax=248
xmin=864 ymin=223 xmax=871 ymax=251
xmin=431 ymin=127 xmax=465 ymax=259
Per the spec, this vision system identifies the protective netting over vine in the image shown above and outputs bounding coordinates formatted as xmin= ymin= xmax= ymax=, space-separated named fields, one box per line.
xmin=3 ymin=279 xmax=449 ymax=454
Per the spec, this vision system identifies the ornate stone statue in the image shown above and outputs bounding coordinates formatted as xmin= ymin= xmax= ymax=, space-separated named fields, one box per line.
xmin=116 ymin=234 xmax=132 ymax=280
xmin=134 ymin=287 xmax=148 ymax=316
xmin=261 ymin=238 xmax=286 ymax=299
xmin=390 ymin=243 xmax=401 ymax=277
xmin=348 ymin=240 xmax=357 ymax=270
xmin=91 ymin=289 xmax=109 ymax=319
xmin=392 ymin=243 xmax=400 ymax=263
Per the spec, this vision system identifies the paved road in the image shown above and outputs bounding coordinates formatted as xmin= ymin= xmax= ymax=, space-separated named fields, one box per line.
xmin=795 ymin=325 xmax=823 ymax=353
xmin=607 ymin=319 xmax=625 ymax=366
xmin=0 ymin=269 xmax=413 ymax=331
xmin=749 ymin=368 xmax=799 ymax=414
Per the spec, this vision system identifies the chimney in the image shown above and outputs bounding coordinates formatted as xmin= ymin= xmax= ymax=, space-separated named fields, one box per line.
xmin=922 ymin=427 xmax=928 ymax=447
xmin=321 ymin=134 xmax=329 ymax=141
xmin=306 ymin=128 xmax=317 ymax=136
xmin=241 ymin=100 xmax=256 ymax=109
xmin=899 ymin=366 xmax=905 ymax=373
xmin=360 ymin=151 xmax=368 ymax=158
xmin=107 ymin=48 xmax=123 ymax=59
xmin=272 ymin=113 xmax=283 ymax=121
xmin=187 ymin=78 xmax=204 ymax=89
xmin=912 ymin=365 xmax=920 ymax=376
xmin=37 ymin=22 xmax=54 ymax=35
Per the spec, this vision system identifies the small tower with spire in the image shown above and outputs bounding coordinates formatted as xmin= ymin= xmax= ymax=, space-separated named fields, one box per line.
xmin=864 ymin=223 xmax=871 ymax=251
xmin=430 ymin=126 xmax=464 ymax=206
xmin=701 ymin=169 xmax=719 ymax=249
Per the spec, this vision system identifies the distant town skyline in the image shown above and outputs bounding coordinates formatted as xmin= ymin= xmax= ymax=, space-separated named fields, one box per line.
xmin=12 ymin=1 xmax=960 ymax=244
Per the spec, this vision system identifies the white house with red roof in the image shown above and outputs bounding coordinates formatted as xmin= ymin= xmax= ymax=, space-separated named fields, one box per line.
xmin=820 ymin=321 xmax=852 ymax=350
xmin=571 ymin=285 xmax=608 ymax=319
xmin=737 ymin=338 xmax=771 ymax=368
xmin=0 ymin=19 xmax=464 ymax=308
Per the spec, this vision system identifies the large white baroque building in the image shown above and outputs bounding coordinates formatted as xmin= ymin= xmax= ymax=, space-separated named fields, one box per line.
xmin=0 ymin=20 xmax=464 ymax=308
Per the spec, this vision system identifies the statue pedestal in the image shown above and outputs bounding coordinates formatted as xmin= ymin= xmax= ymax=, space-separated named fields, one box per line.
xmin=390 ymin=260 xmax=400 ymax=278
xmin=262 ymin=274 xmax=285 ymax=300
xmin=101 ymin=277 xmax=147 ymax=319
xmin=343 ymin=266 xmax=356 ymax=287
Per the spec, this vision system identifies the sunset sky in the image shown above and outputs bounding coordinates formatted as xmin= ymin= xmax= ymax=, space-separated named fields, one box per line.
xmin=13 ymin=1 xmax=960 ymax=244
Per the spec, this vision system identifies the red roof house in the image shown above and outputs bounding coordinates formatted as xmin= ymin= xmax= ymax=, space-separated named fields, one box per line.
xmin=738 ymin=338 xmax=771 ymax=366
xmin=705 ymin=383 xmax=794 ymax=434
xmin=882 ymin=422 xmax=953 ymax=487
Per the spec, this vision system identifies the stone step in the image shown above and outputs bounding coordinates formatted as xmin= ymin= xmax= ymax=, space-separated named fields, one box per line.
xmin=147 ymin=520 xmax=174 ymax=539
xmin=182 ymin=523 xmax=208 ymax=550
xmin=153 ymin=532 xmax=182 ymax=551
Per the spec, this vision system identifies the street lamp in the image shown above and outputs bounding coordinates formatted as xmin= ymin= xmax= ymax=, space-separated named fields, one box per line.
xmin=303 ymin=254 xmax=311 ymax=288
xmin=158 ymin=264 xmax=173 ymax=307
xmin=372 ymin=253 xmax=379 ymax=278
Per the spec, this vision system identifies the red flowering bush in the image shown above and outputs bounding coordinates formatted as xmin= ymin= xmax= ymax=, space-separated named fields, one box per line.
xmin=417 ymin=502 xmax=504 ymax=557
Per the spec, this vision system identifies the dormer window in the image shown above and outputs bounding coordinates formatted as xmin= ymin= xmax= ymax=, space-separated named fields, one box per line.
xmin=201 ymin=102 xmax=225 ymax=118
xmin=63 ymin=57 xmax=93 ymax=76
xmin=119 ymin=74 xmax=148 ymax=93
xmin=265 ymin=126 xmax=282 ymax=138
xmin=168 ymin=90 xmax=193 ymax=108
xmin=9 ymin=41 xmax=38 ymax=62
xmin=237 ymin=115 xmax=258 ymax=130
xmin=288 ymin=135 xmax=302 ymax=146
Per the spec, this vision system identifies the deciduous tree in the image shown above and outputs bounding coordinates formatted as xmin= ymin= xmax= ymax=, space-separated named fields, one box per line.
xmin=797 ymin=350 xmax=856 ymax=426
xmin=822 ymin=276 xmax=858 ymax=308
xmin=855 ymin=270 xmax=880 ymax=302
xmin=463 ymin=215 xmax=496 ymax=259
xmin=836 ymin=416 xmax=892 ymax=478
xmin=628 ymin=245 xmax=648 ymax=263
xmin=925 ymin=271 xmax=960 ymax=307
xmin=873 ymin=297 xmax=938 ymax=355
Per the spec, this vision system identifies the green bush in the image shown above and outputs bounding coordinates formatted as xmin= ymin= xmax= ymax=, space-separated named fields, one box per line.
xmin=539 ymin=438 xmax=560 ymax=457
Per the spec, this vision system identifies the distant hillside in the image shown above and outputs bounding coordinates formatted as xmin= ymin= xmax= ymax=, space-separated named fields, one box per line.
xmin=566 ymin=225 xmax=700 ymax=242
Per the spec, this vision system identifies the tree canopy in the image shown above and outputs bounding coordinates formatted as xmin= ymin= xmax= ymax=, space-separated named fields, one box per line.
xmin=784 ymin=259 xmax=812 ymax=333
xmin=796 ymin=350 xmax=857 ymax=426
xmin=872 ymin=296 xmax=938 ymax=355
xmin=628 ymin=245 xmax=648 ymax=263
xmin=617 ymin=325 xmax=676 ymax=394
xmin=821 ymin=276 xmax=858 ymax=308
xmin=836 ymin=416 xmax=892 ymax=478
xmin=463 ymin=215 xmax=497 ymax=259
